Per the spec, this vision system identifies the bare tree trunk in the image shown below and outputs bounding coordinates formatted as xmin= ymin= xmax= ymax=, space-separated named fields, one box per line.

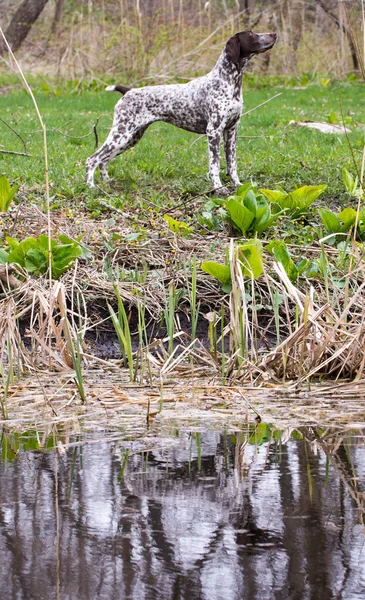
xmin=51 ymin=0 xmax=65 ymax=36
xmin=317 ymin=0 xmax=359 ymax=71
xmin=0 ymin=0 xmax=50 ymax=55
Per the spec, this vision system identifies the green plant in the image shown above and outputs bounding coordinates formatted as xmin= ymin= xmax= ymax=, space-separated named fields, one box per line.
xmin=0 ymin=176 xmax=18 ymax=212
xmin=163 ymin=214 xmax=193 ymax=236
xmin=197 ymin=198 xmax=226 ymax=230
xmin=225 ymin=185 xmax=283 ymax=237
xmin=206 ymin=311 xmax=218 ymax=361
xmin=260 ymin=184 xmax=327 ymax=218
xmin=185 ymin=256 xmax=200 ymax=339
xmin=342 ymin=168 xmax=363 ymax=199
xmin=267 ymin=240 xmax=319 ymax=283
xmin=202 ymin=240 xmax=264 ymax=292
xmin=108 ymin=285 xmax=134 ymax=380
xmin=164 ymin=283 xmax=177 ymax=354
xmin=0 ymin=234 xmax=86 ymax=279
xmin=201 ymin=261 xmax=232 ymax=292
xmin=63 ymin=321 xmax=86 ymax=403
xmin=318 ymin=207 xmax=365 ymax=243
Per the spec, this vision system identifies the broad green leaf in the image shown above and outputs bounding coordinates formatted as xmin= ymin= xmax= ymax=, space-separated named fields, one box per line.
xmin=243 ymin=190 xmax=257 ymax=216
xmin=259 ymin=189 xmax=287 ymax=204
xmin=288 ymin=185 xmax=327 ymax=209
xmin=225 ymin=198 xmax=254 ymax=235
xmin=262 ymin=185 xmax=327 ymax=216
xmin=4 ymin=234 xmax=87 ymax=280
xmin=0 ymin=248 xmax=9 ymax=263
xmin=296 ymin=258 xmax=309 ymax=275
xmin=235 ymin=183 xmax=253 ymax=198
xmin=318 ymin=208 xmax=341 ymax=233
xmin=256 ymin=213 xmax=282 ymax=236
xmin=7 ymin=238 xmax=38 ymax=267
xmin=58 ymin=234 xmax=76 ymax=245
xmin=237 ymin=240 xmax=263 ymax=279
xmin=52 ymin=244 xmax=83 ymax=278
xmin=267 ymin=240 xmax=298 ymax=282
xmin=338 ymin=207 xmax=357 ymax=229
xmin=0 ymin=175 xmax=10 ymax=201
xmin=342 ymin=168 xmax=356 ymax=195
xmin=0 ymin=176 xmax=11 ymax=212
xmin=327 ymin=110 xmax=337 ymax=124
xmin=24 ymin=248 xmax=48 ymax=273
xmin=255 ymin=202 xmax=270 ymax=227
xmin=36 ymin=235 xmax=57 ymax=252
xmin=163 ymin=214 xmax=193 ymax=235
xmin=53 ymin=244 xmax=82 ymax=263
xmin=4 ymin=185 xmax=18 ymax=211
xmin=60 ymin=234 xmax=92 ymax=260
xmin=5 ymin=236 xmax=19 ymax=250
xmin=201 ymin=261 xmax=232 ymax=292
xmin=304 ymin=261 xmax=321 ymax=278
xmin=0 ymin=176 xmax=18 ymax=212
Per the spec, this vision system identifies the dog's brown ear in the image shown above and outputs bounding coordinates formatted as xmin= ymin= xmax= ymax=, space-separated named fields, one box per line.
xmin=225 ymin=34 xmax=240 ymax=64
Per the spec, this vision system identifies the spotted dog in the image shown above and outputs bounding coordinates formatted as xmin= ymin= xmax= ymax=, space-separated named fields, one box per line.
xmin=86 ymin=31 xmax=277 ymax=194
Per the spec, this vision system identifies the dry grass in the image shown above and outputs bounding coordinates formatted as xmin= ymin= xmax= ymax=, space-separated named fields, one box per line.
xmin=2 ymin=367 xmax=365 ymax=435
xmin=2 ymin=204 xmax=365 ymax=389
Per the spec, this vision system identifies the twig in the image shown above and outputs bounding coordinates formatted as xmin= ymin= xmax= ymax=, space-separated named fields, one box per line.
xmin=163 ymin=186 xmax=228 ymax=214
xmin=150 ymin=8 xmax=262 ymax=81
xmin=0 ymin=149 xmax=31 ymax=156
xmin=52 ymin=117 xmax=100 ymax=142
xmin=93 ymin=117 xmax=99 ymax=148
xmin=0 ymin=116 xmax=27 ymax=152
xmin=237 ymin=135 xmax=271 ymax=139
xmin=97 ymin=198 xmax=146 ymax=225
xmin=241 ymin=92 xmax=282 ymax=117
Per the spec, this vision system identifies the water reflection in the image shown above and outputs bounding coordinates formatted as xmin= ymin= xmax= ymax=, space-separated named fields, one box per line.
xmin=0 ymin=426 xmax=364 ymax=599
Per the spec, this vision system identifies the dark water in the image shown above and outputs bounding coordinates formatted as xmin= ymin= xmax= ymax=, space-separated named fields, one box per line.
xmin=0 ymin=425 xmax=365 ymax=600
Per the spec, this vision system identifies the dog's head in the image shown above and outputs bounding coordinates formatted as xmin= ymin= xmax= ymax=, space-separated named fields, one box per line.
xmin=226 ymin=31 xmax=277 ymax=65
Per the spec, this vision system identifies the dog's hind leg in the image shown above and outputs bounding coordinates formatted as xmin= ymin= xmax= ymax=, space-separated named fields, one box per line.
xmin=86 ymin=124 xmax=148 ymax=187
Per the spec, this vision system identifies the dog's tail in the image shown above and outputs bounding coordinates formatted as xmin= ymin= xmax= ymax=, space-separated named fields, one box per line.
xmin=105 ymin=85 xmax=131 ymax=95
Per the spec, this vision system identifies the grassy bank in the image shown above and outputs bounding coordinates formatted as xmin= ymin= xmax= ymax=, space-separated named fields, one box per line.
xmin=1 ymin=79 xmax=364 ymax=204
xmin=0 ymin=79 xmax=365 ymax=396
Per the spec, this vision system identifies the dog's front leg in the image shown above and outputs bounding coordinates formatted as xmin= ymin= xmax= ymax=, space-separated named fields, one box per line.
xmin=224 ymin=123 xmax=242 ymax=188
xmin=207 ymin=127 xmax=229 ymax=196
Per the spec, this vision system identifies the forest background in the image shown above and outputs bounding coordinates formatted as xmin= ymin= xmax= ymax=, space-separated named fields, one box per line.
xmin=0 ymin=0 xmax=363 ymax=85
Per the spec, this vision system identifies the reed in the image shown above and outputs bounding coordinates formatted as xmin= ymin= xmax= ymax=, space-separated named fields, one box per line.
xmin=63 ymin=318 xmax=86 ymax=403
xmin=185 ymin=256 xmax=200 ymax=340
xmin=221 ymin=304 xmax=226 ymax=385
xmin=108 ymin=284 xmax=134 ymax=381
xmin=208 ymin=312 xmax=218 ymax=361
xmin=163 ymin=283 xmax=177 ymax=355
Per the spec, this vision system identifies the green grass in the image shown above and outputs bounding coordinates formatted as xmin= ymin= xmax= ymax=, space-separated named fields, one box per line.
xmin=0 ymin=80 xmax=364 ymax=216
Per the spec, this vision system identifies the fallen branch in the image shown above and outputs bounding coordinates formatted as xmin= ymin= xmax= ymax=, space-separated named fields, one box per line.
xmin=0 ymin=116 xmax=27 ymax=152
xmin=52 ymin=117 xmax=101 ymax=142
xmin=0 ymin=149 xmax=31 ymax=156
